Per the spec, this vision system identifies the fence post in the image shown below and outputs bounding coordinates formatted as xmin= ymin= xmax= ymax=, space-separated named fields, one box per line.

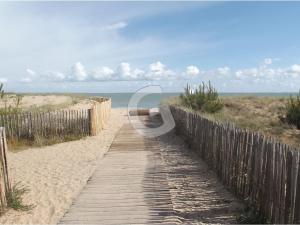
xmin=170 ymin=106 xmax=300 ymax=224
xmin=0 ymin=127 xmax=11 ymax=209
xmin=88 ymin=108 xmax=95 ymax=136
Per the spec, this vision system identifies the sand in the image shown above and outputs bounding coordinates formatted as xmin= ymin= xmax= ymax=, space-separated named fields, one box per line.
xmin=0 ymin=108 xmax=127 ymax=224
xmin=0 ymin=95 xmax=75 ymax=109
xmin=67 ymin=99 xmax=95 ymax=110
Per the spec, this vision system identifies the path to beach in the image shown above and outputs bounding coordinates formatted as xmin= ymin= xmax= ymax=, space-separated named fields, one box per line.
xmin=60 ymin=115 xmax=244 ymax=225
xmin=0 ymin=109 xmax=127 ymax=224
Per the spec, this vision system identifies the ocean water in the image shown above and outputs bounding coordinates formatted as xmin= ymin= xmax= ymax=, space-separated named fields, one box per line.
xmin=81 ymin=92 xmax=297 ymax=108
xmin=81 ymin=93 xmax=180 ymax=108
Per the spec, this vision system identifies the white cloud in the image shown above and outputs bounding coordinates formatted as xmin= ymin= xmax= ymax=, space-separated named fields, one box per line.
xmin=286 ymin=64 xmax=300 ymax=78
xmin=45 ymin=71 xmax=66 ymax=81
xmin=146 ymin=61 xmax=175 ymax=80
xmin=234 ymin=63 xmax=300 ymax=81
xmin=69 ymin=62 xmax=87 ymax=81
xmin=92 ymin=67 xmax=114 ymax=80
xmin=149 ymin=61 xmax=165 ymax=73
xmin=0 ymin=78 xmax=7 ymax=83
xmin=264 ymin=58 xmax=273 ymax=65
xmin=118 ymin=62 xmax=131 ymax=78
xmin=186 ymin=65 xmax=199 ymax=76
xmin=235 ymin=68 xmax=258 ymax=79
xmin=21 ymin=68 xmax=37 ymax=83
xmin=102 ymin=22 xmax=127 ymax=30
xmin=132 ymin=68 xmax=145 ymax=79
xmin=19 ymin=60 xmax=300 ymax=93
xmin=117 ymin=62 xmax=145 ymax=80
xmin=26 ymin=69 xmax=36 ymax=76
xmin=216 ymin=67 xmax=230 ymax=75
xmin=291 ymin=64 xmax=300 ymax=73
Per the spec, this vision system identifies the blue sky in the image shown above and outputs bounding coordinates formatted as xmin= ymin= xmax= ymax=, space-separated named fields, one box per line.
xmin=1 ymin=1 xmax=300 ymax=93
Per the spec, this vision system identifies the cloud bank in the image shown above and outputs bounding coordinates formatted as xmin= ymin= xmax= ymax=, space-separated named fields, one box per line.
xmin=19 ymin=59 xmax=300 ymax=90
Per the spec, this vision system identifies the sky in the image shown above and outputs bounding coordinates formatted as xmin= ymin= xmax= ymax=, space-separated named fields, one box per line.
xmin=1 ymin=1 xmax=300 ymax=93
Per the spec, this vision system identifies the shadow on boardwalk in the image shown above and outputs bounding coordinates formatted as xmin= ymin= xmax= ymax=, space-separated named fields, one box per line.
xmin=158 ymin=119 xmax=244 ymax=224
xmin=59 ymin=114 xmax=244 ymax=225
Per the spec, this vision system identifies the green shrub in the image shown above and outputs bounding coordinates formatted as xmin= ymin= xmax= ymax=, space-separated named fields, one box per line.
xmin=6 ymin=183 xmax=33 ymax=211
xmin=180 ymin=81 xmax=223 ymax=113
xmin=285 ymin=91 xmax=300 ymax=129
xmin=0 ymin=83 xmax=23 ymax=115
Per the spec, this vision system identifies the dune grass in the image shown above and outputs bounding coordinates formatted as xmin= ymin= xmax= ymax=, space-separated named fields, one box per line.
xmin=0 ymin=89 xmax=89 ymax=151
xmin=166 ymin=95 xmax=300 ymax=149
xmin=7 ymin=134 xmax=86 ymax=152
xmin=179 ymin=82 xmax=223 ymax=113
xmin=6 ymin=183 xmax=33 ymax=212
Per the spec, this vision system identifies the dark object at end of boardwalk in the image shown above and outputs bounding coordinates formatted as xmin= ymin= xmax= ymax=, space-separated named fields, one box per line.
xmin=129 ymin=109 xmax=150 ymax=116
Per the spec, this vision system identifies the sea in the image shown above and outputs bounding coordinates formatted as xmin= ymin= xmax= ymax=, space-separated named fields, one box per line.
xmin=80 ymin=92 xmax=298 ymax=108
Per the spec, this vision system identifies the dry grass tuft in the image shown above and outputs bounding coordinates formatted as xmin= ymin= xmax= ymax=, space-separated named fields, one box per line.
xmin=6 ymin=183 xmax=33 ymax=211
xmin=166 ymin=96 xmax=300 ymax=149
xmin=8 ymin=134 xmax=86 ymax=152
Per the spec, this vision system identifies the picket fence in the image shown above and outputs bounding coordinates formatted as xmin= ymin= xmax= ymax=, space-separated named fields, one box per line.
xmin=89 ymin=98 xmax=111 ymax=136
xmin=0 ymin=128 xmax=10 ymax=212
xmin=170 ymin=105 xmax=300 ymax=224
xmin=0 ymin=98 xmax=111 ymax=140
xmin=0 ymin=98 xmax=112 ymax=213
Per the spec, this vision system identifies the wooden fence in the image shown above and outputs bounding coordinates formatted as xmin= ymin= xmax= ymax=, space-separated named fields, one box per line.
xmin=170 ymin=106 xmax=300 ymax=224
xmin=0 ymin=98 xmax=111 ymax=213
xmin=0 ymin=128 xmax=10 ymax=212
xmin=0 ymin=98 xmax=112 ymax=141
xmin=89 ymin=98 xmax=111 ymax=136
xmin=0 ymin=109 xmax=91 ymax=140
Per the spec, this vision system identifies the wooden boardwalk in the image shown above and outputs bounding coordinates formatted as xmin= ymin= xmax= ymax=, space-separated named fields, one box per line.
xmin=60 ymin=116 xmax=178 ymax=225
xmin=60 ymin=115 xmax=243 ymax=225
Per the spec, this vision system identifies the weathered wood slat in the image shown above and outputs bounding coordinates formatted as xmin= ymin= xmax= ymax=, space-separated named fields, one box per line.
xmin=59 ymin=117 xmax=176 ymax=225
xmin=170 ymin=106 xmax=300 ymax=224
xmin=0 ymin=128 xmax=11 ymax=210
xmin=0 ymin=98 xmax=111 ymax=143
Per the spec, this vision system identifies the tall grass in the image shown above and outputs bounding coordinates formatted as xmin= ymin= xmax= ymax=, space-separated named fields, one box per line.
xmin=285 ymin=91 xmax=300 ymax=129
xmin=0 ymin=83 xmax=23 ymax=115
xmin=0 ymin=127 xmax=32 ymax=215
xmin=7 ymin=134 xmax=86 ymax=152
xmin=6 ymin=183 xmax=33 ymax=211
xmin=179 ymin=81 xmax=223 ymax=113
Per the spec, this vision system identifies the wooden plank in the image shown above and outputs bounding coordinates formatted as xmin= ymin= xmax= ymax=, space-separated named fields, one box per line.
xmin=293 ymin=151 xmax=300 ymax=223
xmin=60 ymin=114 xmax=243 ymax=225
xmin=59 ymin=117 xmax=176 ymax=224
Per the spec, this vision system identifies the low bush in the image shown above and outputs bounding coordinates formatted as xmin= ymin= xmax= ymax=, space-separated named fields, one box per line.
xmin=179 ymin=81 xmax=223 ymax=113
xmin=0 ymin=83 xmax=23 ymax=115
xmin=284 ymin=91 xmax=300 ymax=129
xmin=8 ymin=133 xmax=85 ymax=152
xmin=6 ymin=183 xmax=33 ymax=211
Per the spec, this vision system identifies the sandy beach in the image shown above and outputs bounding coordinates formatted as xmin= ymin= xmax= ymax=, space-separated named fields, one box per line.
xmin=0 ymin=95 xmax=74 ymax=109
xmin=0 ymin=108 xmax=127 ymax=224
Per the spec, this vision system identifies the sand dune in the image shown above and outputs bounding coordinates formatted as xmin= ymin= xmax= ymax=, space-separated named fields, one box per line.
xmin=0 ymin=108 xmax=127 ymax=224
xmin=0 ymin=95 xmax=74 ymax=109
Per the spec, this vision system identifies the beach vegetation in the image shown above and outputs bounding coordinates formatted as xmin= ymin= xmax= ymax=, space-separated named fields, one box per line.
xmin=7 ymin=133 xmax=86 ymax=152
xmin=0 ymin=83 xmax=23 ymax=114
xmin=165 ymin=94 xmax=300 ymax=149
xmin=6 ymin=183 xmax=33 ymax=211
xmin=0 ymin=84 xmax=89 ymax=151
xmin=179 ymin=81 xmax=223 ymax=113
xmin=283 ymin=91 xmax=300 ymax=129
